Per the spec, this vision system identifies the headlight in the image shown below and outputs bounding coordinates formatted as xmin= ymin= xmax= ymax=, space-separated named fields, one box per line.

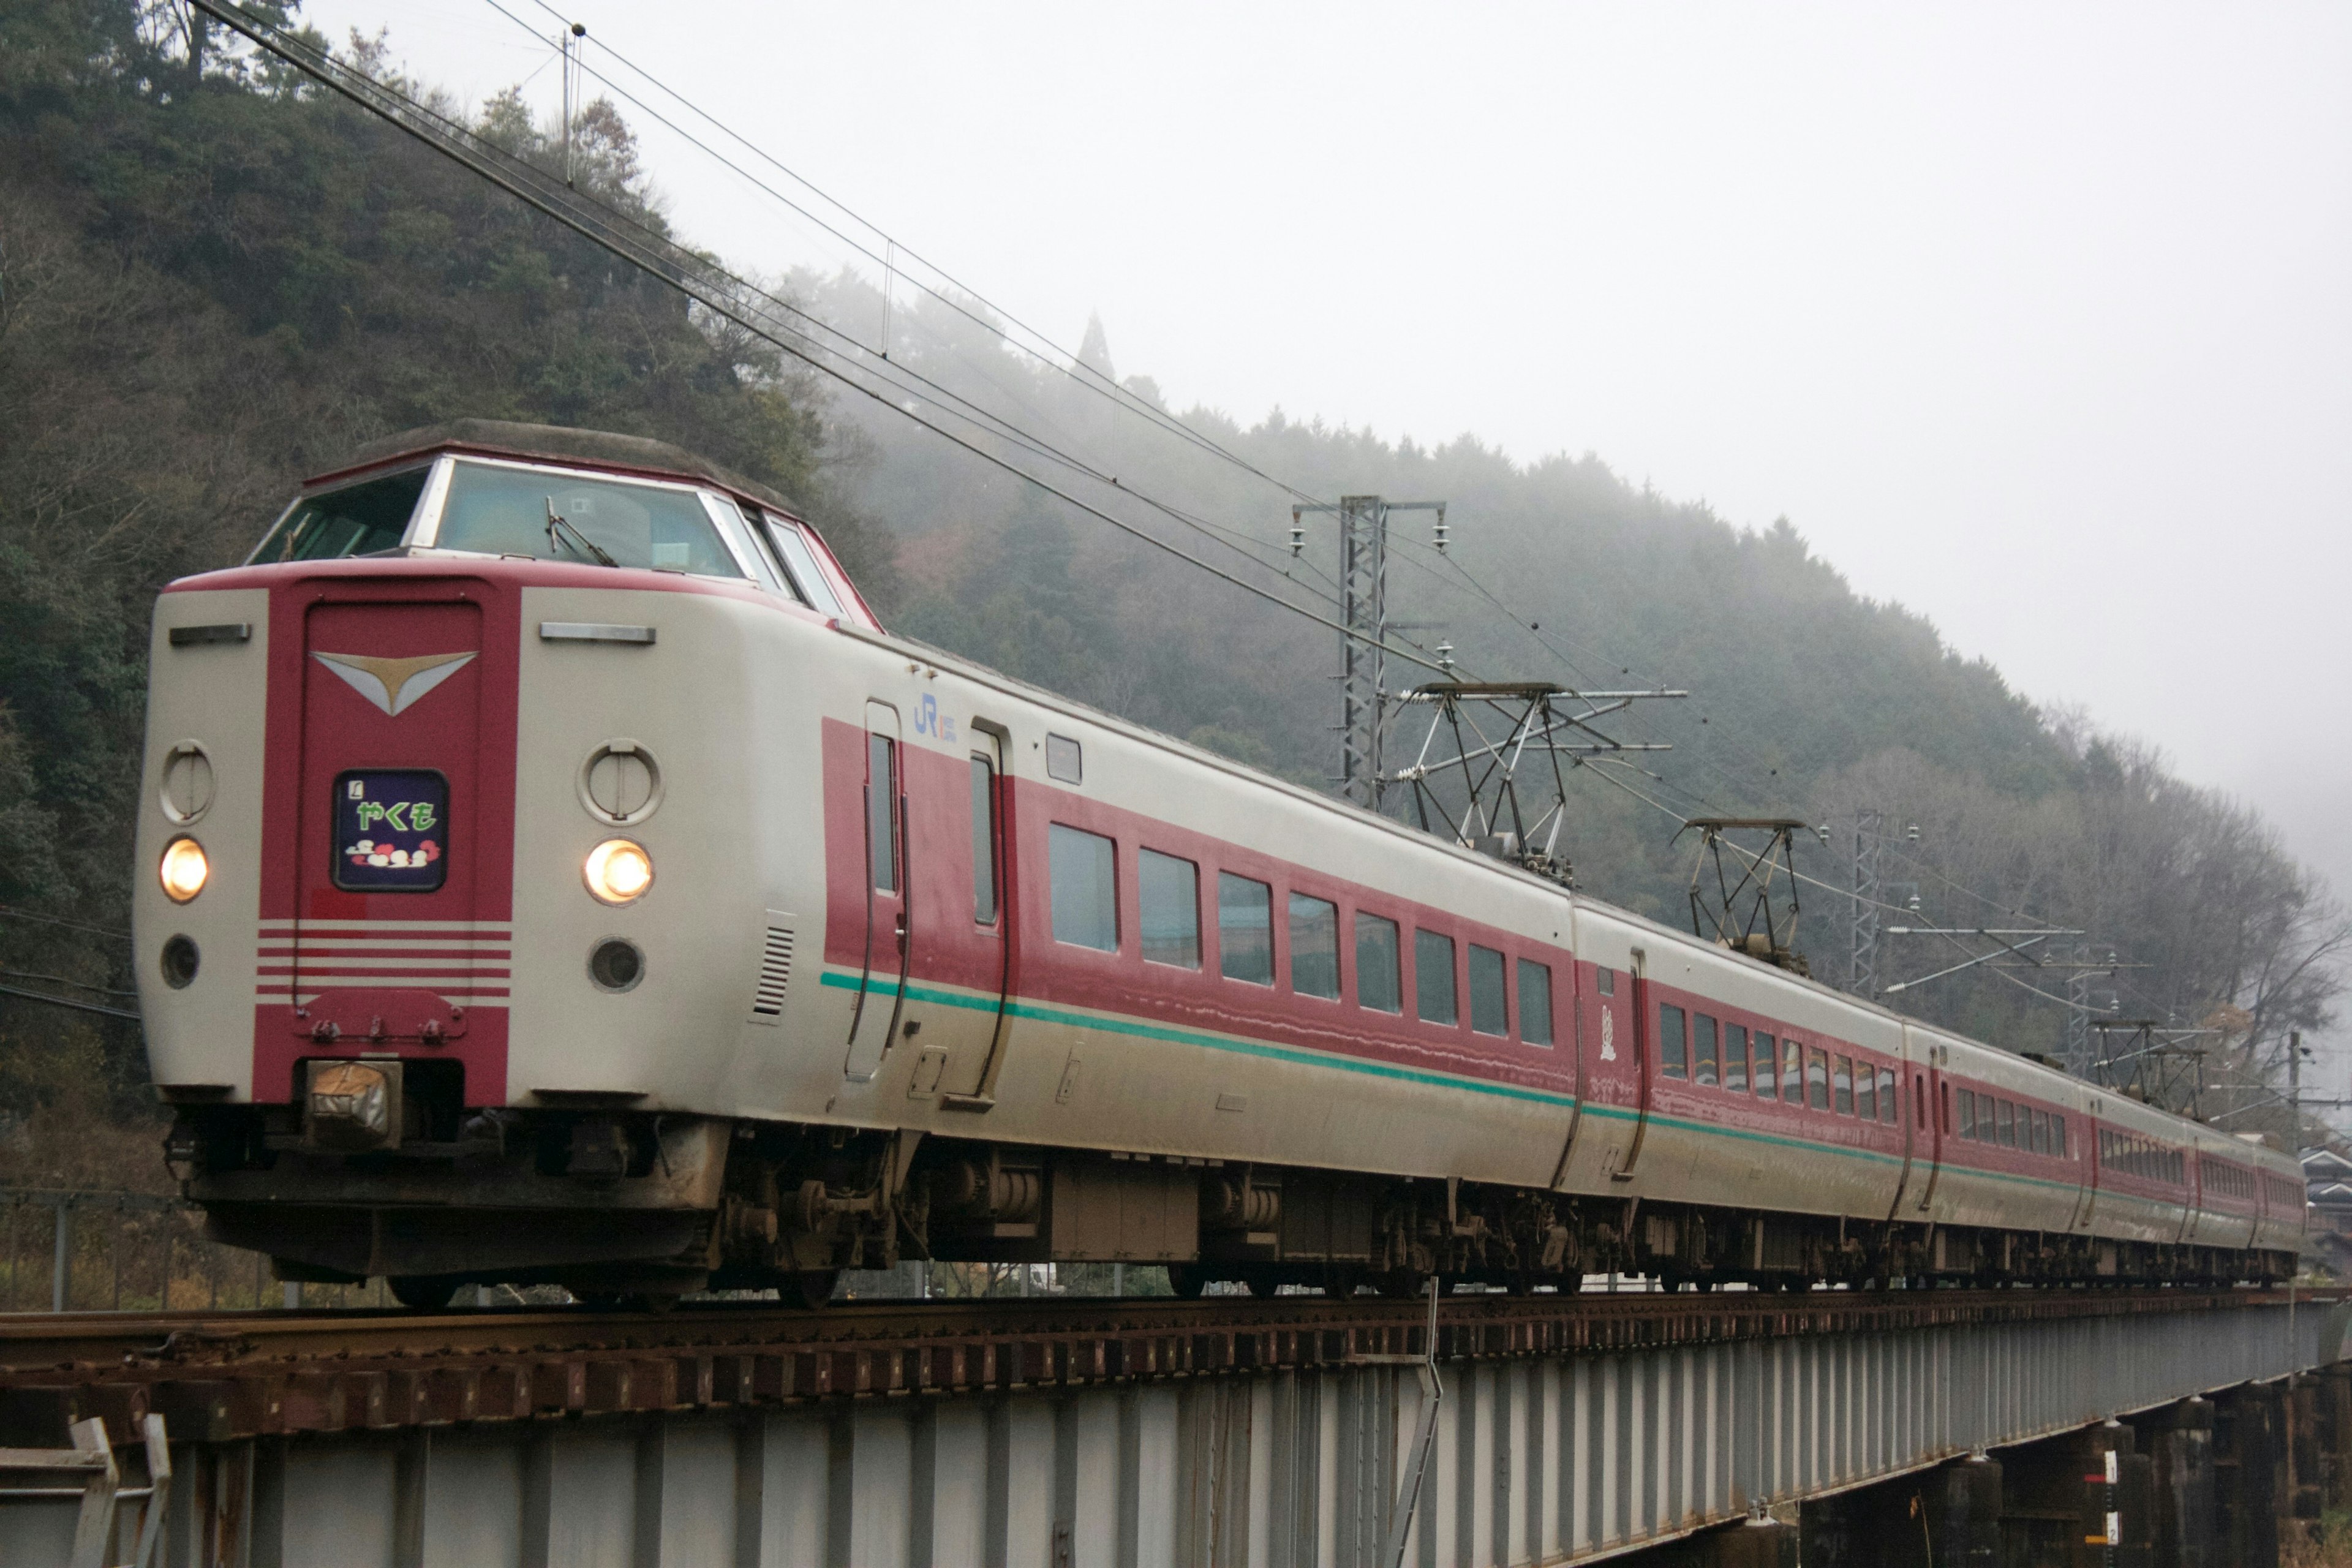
xmin=159 ymin=837 xmax=209 ymax=903
xmin=584 ymin=839 xmax=653 ymax=905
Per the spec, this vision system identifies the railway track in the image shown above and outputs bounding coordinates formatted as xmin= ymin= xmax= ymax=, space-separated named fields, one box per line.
xmin=0 ymin=1285 xmax=2328 ymax=1449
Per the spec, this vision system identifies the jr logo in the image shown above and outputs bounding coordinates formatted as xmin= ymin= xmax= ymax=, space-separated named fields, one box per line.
xmin=911 ymin=692 xmax=957 ymax=744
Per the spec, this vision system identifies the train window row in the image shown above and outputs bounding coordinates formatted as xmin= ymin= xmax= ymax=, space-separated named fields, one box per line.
xmin=1954 ymin=1090 xmax=2066 ymax=1158
xmin=2200 ymin=1157 xmax=2254 ymax=1202
xmin=1049 ymin=823 xmax=1555 ymax=1046
xmin=1657 ymin=1006 xmax=1897 ymax=1123
xmin=2099 ymin=1129 xmax=2184 ymax=1186
xmin=2266 ymin=1175 xmax=2304 ymax=1213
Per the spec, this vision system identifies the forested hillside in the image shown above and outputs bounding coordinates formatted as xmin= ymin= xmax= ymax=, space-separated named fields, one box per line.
xmin=0 ymin=0 xmax=2337 ymax=1142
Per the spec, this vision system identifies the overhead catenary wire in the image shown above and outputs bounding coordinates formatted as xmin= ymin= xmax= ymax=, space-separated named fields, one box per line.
xmin=435 ymin=13 xmax=1356 ymax=610
xmin=187 ymin=0 xmax=1468 ymax=681
xmin=470 ymin=0 xmax=1371 ymax=616
xmin=489 ymin=0 xmax=1331 ymax=513
xmin=1575 ymin=755 xmax=2113 ymax=1018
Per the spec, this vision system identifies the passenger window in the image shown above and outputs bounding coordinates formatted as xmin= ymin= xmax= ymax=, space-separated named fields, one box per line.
xmin=1660 ymin=1006 xmax=1689 ymax=1080
xmin=867 ymin=734 xmax=898 ymax=893
xmin=1289 ymin=894 xmax=1340 ymax=1000
xmin=1693 ymin=1014 xmax=1719 ymax=1086
xmin=1218 ymin=873 xmax=1273 ymax=985
xmin=969 ymin=755 xmax=999 ymax=923
xmin=1996 ymin=1100 xmax=2016 ymax=1148
xmin=1807 ymin=1048 xmax=1830 ymax=1111
xmin=1048 ymin=824 xmax=1118 ymax=951
xmin=1754 ymin=1031 xmax=1777 ymax=1099
xmin=1855 ymin=1062 xmax=1877 ymax=1121
xmin=1958 ymin=1089 xmax=1976 ymax=1140
xmin=1356 ymin=914 xmax=1401 ymax=1013
xmin=2052 ymin=1114 xmax=2067 ymax=1158
xmin=1834 ymin=1055 xmax=1855 ymax=1115
xmin=1878 ymin=1068 xmax=1898 ymax=1126
xmin=1468 ymin=944 xmax=1507 ymax=1036
xmin=1138 ymin=850 xmax=1200 ymax=970
xmin=1596 ymin=967 xmax=1615 ymax=996
xmin=2030 ymin=1109 xmax=2049 ymax=1155
xmin=1517 ymin=960 xmax=1553 ymax=1046
xmin=1415 ymin=929 xmax=1458 ymax=1026
xmin=1724 ymin=1023 xmax=1749 ymax=1093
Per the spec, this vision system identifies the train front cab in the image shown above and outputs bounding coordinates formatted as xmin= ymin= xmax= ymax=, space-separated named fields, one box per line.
xmin=136 ymin=426 xmax=879 ymax=1302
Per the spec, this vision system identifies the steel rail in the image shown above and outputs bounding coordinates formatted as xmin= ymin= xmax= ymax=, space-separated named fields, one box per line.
xmin=0 ymin=1284 xmax=2321 ymax=1365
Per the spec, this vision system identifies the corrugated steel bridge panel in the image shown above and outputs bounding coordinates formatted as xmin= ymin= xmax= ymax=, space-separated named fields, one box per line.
xmin=2 ymin=1293 xmax=2343 ymax=1566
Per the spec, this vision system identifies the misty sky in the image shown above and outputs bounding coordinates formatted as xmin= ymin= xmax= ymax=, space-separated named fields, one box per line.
xmin=312 ymin=2 xmax=2352 ymax=943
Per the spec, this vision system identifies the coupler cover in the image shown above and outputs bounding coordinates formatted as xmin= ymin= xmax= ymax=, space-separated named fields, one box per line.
xmin=306 ymin=1058 xmax=401 ymax=1151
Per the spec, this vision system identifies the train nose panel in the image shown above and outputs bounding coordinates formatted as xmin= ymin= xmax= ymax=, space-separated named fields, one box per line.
xmin=254 ymin=589 xmax=514 ymax=1103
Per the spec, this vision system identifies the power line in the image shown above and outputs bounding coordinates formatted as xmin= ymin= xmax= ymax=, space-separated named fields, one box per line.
xmin=190 ymin=0 xmax=1466 ymax=680
xmin=0 ymin=907 xmax=129 ymax=941
xmin=1577 ymin=756 xmax=2116 ymax=1019
xmin=489 ymin=0 xmax=1330 ymax=514
xmin=0 ymin=982 xmax=141 ymax=1023
xmin=443 ymin=13 xmax=1349 ymax=610
xmin=0 ymin=969 xmax=136 ymax=998
xmin=473 ymin=0 xmax=1389 ymax=624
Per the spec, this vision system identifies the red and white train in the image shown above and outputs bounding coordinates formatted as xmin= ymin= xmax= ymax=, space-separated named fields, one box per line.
xmin=132 ymin=421 xmax=2305 ymax=1305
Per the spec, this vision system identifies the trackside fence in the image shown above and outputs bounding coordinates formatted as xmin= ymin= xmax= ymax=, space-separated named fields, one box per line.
xmin=0 ymin=1188 xmax=390 ymax=1313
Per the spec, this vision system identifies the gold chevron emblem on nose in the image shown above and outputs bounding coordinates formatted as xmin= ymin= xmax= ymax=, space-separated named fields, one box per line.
xmin=312 ymin=651 xmax=477 ymax=716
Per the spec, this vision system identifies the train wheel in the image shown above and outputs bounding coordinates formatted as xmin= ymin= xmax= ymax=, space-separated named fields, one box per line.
xmin=388 ymin=1275 xmax=459 ymax=1310
xmin=1237 ymin=1266 xmax=1289 ymax=1298
xmin=1321 ymin=1265 xmax=1368 ymax=1299
xmin=1166 ymin=1265 xmax=1209 ymax=1299
xmin=776 ymin=1270 xmax=839 ymax=1310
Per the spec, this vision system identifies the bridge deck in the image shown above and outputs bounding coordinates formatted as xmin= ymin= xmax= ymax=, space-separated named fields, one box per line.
xmin=0 ymin=1287 xmax=2340 ymax=1566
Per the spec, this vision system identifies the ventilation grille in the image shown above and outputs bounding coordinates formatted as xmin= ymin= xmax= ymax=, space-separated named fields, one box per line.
xmin=751 ymin=918 xmax=794 ymax=1023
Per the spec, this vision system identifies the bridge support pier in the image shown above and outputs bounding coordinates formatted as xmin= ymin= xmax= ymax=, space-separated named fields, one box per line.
xmin=2215 ymin=1381 xmax=2283 ymax=1568
xmin=1790 ymin=1453 xmax=1999 ymax=1568
xmin=2320 ymin=1365 xmax=2352 ymax=1516
xmin=1989 ymin=1418 xmax=2152 ymax=1567
xmin=2130 ymin=1396 xmax=2217 ymax=1568
xmin=1937 ymin=1453 xmax=2003 ymax=1568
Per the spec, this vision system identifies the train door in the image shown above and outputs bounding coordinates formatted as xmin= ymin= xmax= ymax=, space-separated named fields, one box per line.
xmin=1547 ymin=894 xmax=1588 ymax=1190
xmin=2071 ymin=1101 xmax=2102 ymax=1232
xmin=843 ymin=701 xmax=907 ymax=1084
xmin=1891 ymin=1027 xmax=1932 ymax=1218
xmin=1608 ymin=946 xmax=1654 ymax=1180
xmin=936 ymin=723 xmax=1014 ymax=1106
xmin=1910 ymin=1036 xmax=1945 ymax=1215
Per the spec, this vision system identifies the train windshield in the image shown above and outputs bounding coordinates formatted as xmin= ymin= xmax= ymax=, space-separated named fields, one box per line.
xmin=433 ymin=461 xmax=747 ymax=578
xmin=247 ymin=467 xmax=430 ymax=563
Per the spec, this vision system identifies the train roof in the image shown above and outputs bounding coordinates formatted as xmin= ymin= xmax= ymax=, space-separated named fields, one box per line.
xmin=311 ymin=420 xmax=807 ymax=521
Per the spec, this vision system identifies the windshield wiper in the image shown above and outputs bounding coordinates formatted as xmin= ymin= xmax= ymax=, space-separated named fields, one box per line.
xmin=546 ymin=497 xmax=618 ymax=567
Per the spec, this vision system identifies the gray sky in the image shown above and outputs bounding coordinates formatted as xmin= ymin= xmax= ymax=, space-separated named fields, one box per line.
xmin=315 ymin=1 xmax=2352 ymax=927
